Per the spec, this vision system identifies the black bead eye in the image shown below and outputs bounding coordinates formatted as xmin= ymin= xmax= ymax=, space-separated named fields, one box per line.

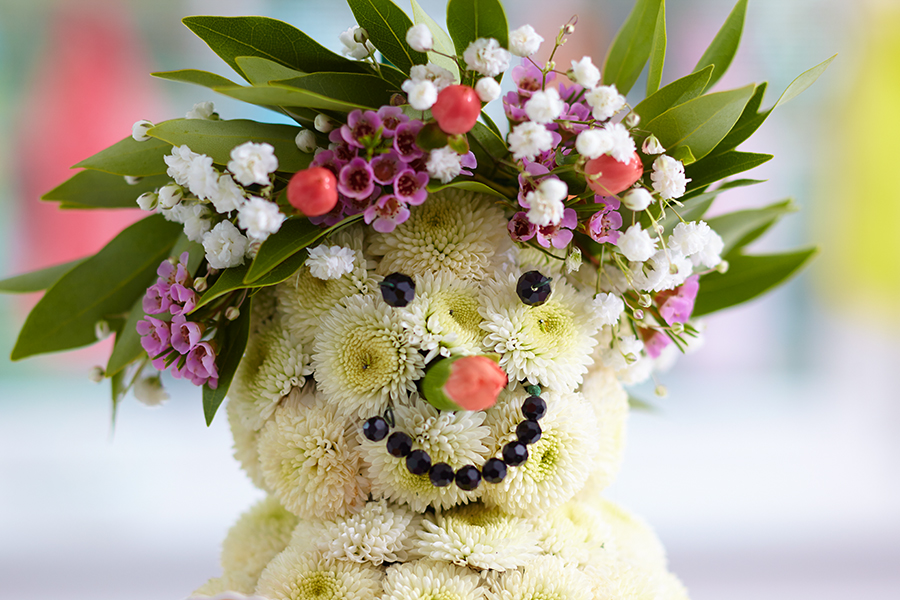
xmin=380 ymin=273 xmax=416 ymax=307
xmin=522 ymin=395 xmax=547 ymax=421
xmin=429 ymin=462 xmax=455 ymax=487
xmin=363 ymin=416 xmax=390 ymax=441
xmin=482 ymin=458 xmax=507 ymax=484
xmin=516 ymin=420 xmax=542 ymax=445
xmin=455 ymin=465 xmax=482 ymax=490
xmin=516 ymin=271 xmax=552 ymax=306
xmin=406 ymin=449 xmax=432 ymax=475
xmin=386 ymin=432 xmax=413 ymax=457
xmin=502 ymin=441 xmax=529 ymax=466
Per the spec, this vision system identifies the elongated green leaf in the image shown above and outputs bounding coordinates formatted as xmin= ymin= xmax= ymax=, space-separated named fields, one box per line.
xmin=75 ymin=136 xmax=171 ymax=177
xmin=214 ymin=85 xmax=365 ymax=113
xmin=193 ymin=249 xmax=309 ymax=311
xmin=0 ymin=258 xmax=86 ymax=294
xmin=706 ymin=199 xmax=797 ymax=255
xmin=633 ymin=66 xmax=713 ymax=124
xmin=245 ymin=218 xmax=326 ymax=283
xmin=203 ymin=300 xmax=251 ymax=425
xmin=447 ymin=0 xmax=509 ymax=59
xmin=11 ymin=216 xmax=182 ymax=360
xmin=684 ymin=151 xmax=772 ymax=189
xmin=235 ymin=56 xmax=305 ymax=85
xmin=147 ymin=119 xmax=312 ymax=173
xmin=427 ymin=180 xmax=506 ymax=198
xmin=602 ymin=0 xmax=663 ymax=95
xmin=693 ymin=247 xmax=818 ymax=317
xmin=348 ymin=0 xmax=426 ymax=74
xmin=646 ymin=1 xmax=667 ymax=96
xmin=410 ymin=0 xmax=460 ymax=80
xmin=42 ymin=171 xmax=169 ymax=210
xmin=152 ymin=68 xmax=240 ymax=88
xmin=275 ymin=72 xmax=398 ymax=105
xmin=110 ymin=367 xmax=128 ymax=426
xmin=644 ymin=84 xmax=755 ymax=161
xmin=467 ymin=120 xmax=509 ymax=177
xmin=182 ymin=16 xmax=367 ymax=81
xmin=694 ymin=0 xmax=747 ymax=91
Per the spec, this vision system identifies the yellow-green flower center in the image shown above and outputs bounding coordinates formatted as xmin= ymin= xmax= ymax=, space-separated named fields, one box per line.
xmin=291 ymin=570 xmax=341 ymax=599
xmin=429 ymin=291 xmax=483 ymax=345
xmin=524 ymin=301 xmax=575 ymax=352
xmin=523 ymin=433 xmax=560 ymax=484
xmin=338 ymin=327 xmax=401 ymax=392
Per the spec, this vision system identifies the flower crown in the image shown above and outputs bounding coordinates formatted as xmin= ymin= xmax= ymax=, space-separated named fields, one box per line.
xmin=0 ymin=0 xmax=831 ymax=426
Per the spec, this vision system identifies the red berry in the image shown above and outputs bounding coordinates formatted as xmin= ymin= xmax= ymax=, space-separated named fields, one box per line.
xmin=584 ymin=151 xmax=644 ymax=196
xmin=430 ymin=85 xmax=481 ymax=135
xmin=287 ymin=167 xmax=338 ymax=216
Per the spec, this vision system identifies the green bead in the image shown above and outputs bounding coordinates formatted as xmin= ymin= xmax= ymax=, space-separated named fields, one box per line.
xmin=524 ymin=384 xmax=542 ymax=397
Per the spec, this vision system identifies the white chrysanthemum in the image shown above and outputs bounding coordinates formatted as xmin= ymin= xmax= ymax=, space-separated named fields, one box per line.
xmin=531 ymin=500 xmax=612 ymax=568
xmin=479 ymin=271 xmax=598 ymax=392
xmin=577 ymin=364 xmax=628 ymax=496
xmin=463 ymin=37 xmax=510 ymax=77
xmin=592 ymin=499 xmax=669 ymax=573
xmin=486 ymin=555 xmax=594 ymax=599
xmin=585 ymin=84 xmax=627 ymax=121
xmin=312 ymin=295 xmax=424 ymax=419
xmin=581 ymin=558 xmax=662 ymax=600
xmin=569 ymin=56 xmax=601 ymax=89
xmin=165 ymin=145 xmax=198 ymax=187
xmin=604 ymin=121 xmax=637 ymax=163
xmin=426 ymin=146 xmax=464 ymax=183
xmin=475 ymin=77 xmax=501 ymax=103
xmin=383 ymin=560 xmax=486 ymax=600
xmin=227 ymin=398 xmax=269 ymax=491
xmin=276 ymin=247 xmax=378 ymax=346
xmin=186 ymin=101 xmax=216 ymax=120
xmin=524 ymin=88 xmax=563 ymax=125
xmin=228 ymin=142 xmax=278 ymax=187
xmin=238 ymin=197 xmax=285 ymax=241
xmin=508 ymin=25 xmax=543 ymax=57
xmin=405 ymin=23 xmax=434 ymax=52
xmin=258 ymin=395 xmax=369 ymax=520
xmin=651 ymin=155 xmax=690 ymax=200
xmin=367 ymin=188 xmax=510 ymax=281
xmin=409 ymin=63 xmax=456 ymax=92
xmin=397 ymin=271 xmax=486 ymax=362
xmin=307 ymin=245 xmax=356 ymax=280
xmin=291 ymin=500 xmax=419 ymax=565
xmin=256 ymin=548 xmax=383 ymax=600
xmin=658 ymin=571 xmax=691 ymax=600
xmin=482 ymin=387 xmax=598 ymax=515
xmin=524 ymin=177 xmax=567 ymax=227
xmin=339 ymin=26 xmax=376 ymax=60
xmin=413 ymin=503 xmax=540 ymax=571
xmin=213 ymin=174 xmax=247 ymax=214
xmin=204 ymin=220 xmax=249 ymax=269
xmin=507 ymin=121 xmax=553 ymax=161
xmin=189 ymin=576 xmax=234 ymax=598
xmin=219 ymin=496 xmax=299 ymax=594
xmin=362 ymin=398 xmax=490 ymax=512
xmin=617 ymin=224 xmax=657 ymax=263
xmin=402 ymin=78 xmax=438 ymax=111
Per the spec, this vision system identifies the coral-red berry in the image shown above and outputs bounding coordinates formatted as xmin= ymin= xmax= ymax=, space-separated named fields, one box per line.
xmin=584 ymin=151 xmax=644 ymax=196
xmin=430 ymin=85 xmax=481 ymax=135
xmin=287 ymin=167 xmax=339 ymax=216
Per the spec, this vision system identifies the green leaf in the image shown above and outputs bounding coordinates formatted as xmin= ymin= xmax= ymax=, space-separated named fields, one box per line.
xmin=446 ymin=0 xmax=509 ymax=59
xmin=479 ymin=111 xmax=502 ymax=138
xmin=182 ymin=16 xmax=367 ymax=81
xmin=42 ymin=171 xmax=170 ymax=210
xmin=602 ymin=0 xmax=663 ymax=95
xmin=693 ymin=0 xmax=747 ymax=92
xmin=0 ymin=258 xmax=86 ymax=294
xmin=274 ymin=72 xmax=398 ymax=106
xmin=193 ymin=249 xmax=310 ymax=311
xmin=410 ymin=0 xmax=460 ymax=80
xmin=347 ymin=0 xmax=427 ymax=74
xmin=632 ymin=65 xmax=713 ymax=124
xmin=147 ymin=119 xmax=312 ymax=173
xmin=644 ymin=84 xmax=755 ymax=161
xmin=245 ymin=217 xmax=327 ymax=283
xmin=467 ymin=120 xmax=509 ymax=175
xmin=10 ymin=215 xmax=182 ymax=360
xmin=152 ymin=68 xmax=240 ymax=88
xmin=203 ymin=300 xmax=251 ymax=425
xmin=110 ymin=367 xmax=128 ymax=426
xmin=646 ymin=1 xmax=667 ymax=96
xmin=684 ymin=151 xmax=772 ymax=189
xmin=74 ymin=136 xmax=171 ymax=177
xmin=693 ymin=247 xmax=818 ymax=317
xmin=235 ymin=56 xmax=305 ymax=84
xmin=706 ymin=199 xmax=797 ymax=255
xmin=669 ymin=144 xmax=696 ymax=165
xmin=426 ymin=180 xmax=507 ymax=198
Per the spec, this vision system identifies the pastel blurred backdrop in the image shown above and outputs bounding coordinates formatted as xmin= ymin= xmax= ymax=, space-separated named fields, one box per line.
xmin=0 ymin=0 xmax=897 ymax=599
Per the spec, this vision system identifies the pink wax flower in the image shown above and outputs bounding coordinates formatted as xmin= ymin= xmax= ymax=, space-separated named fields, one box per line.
xmin=657 ymin=275 xmax=700 ymax=325
xmin=536 ymin=208 xmax=577 ymax=248
xmin=587 ymin=197 xmax=623 ymax=244
xmin=393 ymin=169 xmax=429 ymax=205
xmin=343 ymin=186 xmax=382 ymax=217
xmin=310 ymin=149 xmax=346 ymax=178
xmin=508 ymin=211 xmax=537 ymax=242
xmin=137 ymin=316 xmax=170 ymax=357
xmin=168 ymin=283 xmax=198 ymax=316
xmin=517 ymin=161 xmax=550 ymax=207
xmin=341 ymin=109 xmax=382 ymax=148
xmin=511 ymin=63 xmax=554 ymax=99
xmin=642 ymin=328 xmax=672 ymax=359
xmin=370 ymin=150 xmax=404 ymax=185
xmin=503 ymin=91 xmax=528 ymax=123
xmin=328 ymin=129 xmax=358 ymax=162
xmin=169 ymin=314 xmax=203 ymax=354
xmin=377 ymin=105 xmax=408 ymax=136
xmin=142 ymin=282 xmax=171 ymax=315
xmin=186 ymin=341 xmax=218 ymax=384
xmin=393 ymin=120 xmax=425 ymax=162
xmin=338 ymin=157 xmax=375 ymax=199
xmin=459 ymin=151 xmax=477 ymax=176
xmin=364 ymin=194 xmax=410 ymax=233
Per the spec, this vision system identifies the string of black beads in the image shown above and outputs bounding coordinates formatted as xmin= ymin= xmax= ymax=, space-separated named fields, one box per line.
xmin=362 ymin=383 xmax=549 ymax=491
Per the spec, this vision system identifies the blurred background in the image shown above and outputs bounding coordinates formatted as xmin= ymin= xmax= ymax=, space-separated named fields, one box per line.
xmin=0 ymin=0 xmax=898 ymax=598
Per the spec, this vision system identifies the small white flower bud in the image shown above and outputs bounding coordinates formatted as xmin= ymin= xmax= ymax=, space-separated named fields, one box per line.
xmin=157 ymin=184 xmax=184 ymax=209
xmin=193 ymin=276 xmax=208 ymax=293
xmin=94 ymin=320 xmax=111 ymax=340
xmin=655 ymin=384 xmax=668 ymax=398
xmin=671 ymin=322 xmax=685 ymax=334
xmin=565 ymin=24 xmax=575 ymax=34
xmin=225 ymin=306 xmax=241 ymax=321
xmin=88 ymin=366 xmax=105 ymax=383
xmin=634 ymin=309 xmax=645 ymax=320
xmin=136 ymin=191 xmax=158 ymax=211
xmin=131 ymin=120 xmax=153 ymax=142
xmin=353 ymin=27 xmax=369 ymax=45
xmin=475 ymin=77 xmax=501 ymax=103
xmin=624 ymin=353 xmax=638 ymax=364
xmin=716 ymin=260 xmax=730 ymax=273
xmin=642 ymin=134 xmax=665 ymax=155
xmin=314 ymin=114 xmax=334 ymax=133
xmin=638 ymin=293 xmax=652 ymax=308
xmin=295 ymin=129 xmax=317 ymax=153
xmin=565 ymin=248 xmax=582 ymax=273
xmin=124 ymin=175 xmax=142 ymax=185
xmin=406 ymin=23 xmax=433 ymax=52
xmin=625 ymin=112 xmax=640 ymax=127
xmin=622 ymin=188 xmax=653 ymax=211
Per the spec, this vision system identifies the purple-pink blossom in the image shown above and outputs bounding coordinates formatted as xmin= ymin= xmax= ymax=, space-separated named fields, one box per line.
xmin=371 ymin=151 xmax=404 ymax=185
xmin=658 ymin=275 xmax=700 ymax=325
xmin=377 ymin=105 xmax=408 ymax=136
xmin=168 ymin=283 xmax=198 ymax=316
xmin=143 ymin=282 xmax=172 ymax=315
xmin=310 ymin=149 xmax=346 ymax=178
xmin=170 ymin=314 xmax=203 ymax=354
xmin=508 ymin=211 xmax=537 ymax=242
xmin=364 ymin=194 xmax=410 ymax=233
xmin=511 ymin=63 xmax=553 ymax=99
xmin=338 ymin=157 xmax=375 ymax=199
xmin=393 ymin=169 xmax=429 ymax=205
xmin=185 ymin=342 xmax=219 ymax=387
xmin=536 ymin=208 xmax=577 ymax=248
xmin=341 ymin=109 xmax=382 ymax=148
xmin=517 ymin=161 xmax=551 ymax=207
xmin=393 ymin=120 xmax=425 ymax=162
xmin=137 ymin=316 xmax=170 ymax=357
xmin=587 ymin=196 xmax=623 ymax=244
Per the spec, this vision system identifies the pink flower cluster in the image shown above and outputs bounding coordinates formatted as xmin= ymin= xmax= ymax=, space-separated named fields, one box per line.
xmin=641 ymin=275 xmax=700 ymax=358
xmin=308 ymin=106 xmax=475 ymax=233
xmin=136 ymin=253 xmax=218 ymax=388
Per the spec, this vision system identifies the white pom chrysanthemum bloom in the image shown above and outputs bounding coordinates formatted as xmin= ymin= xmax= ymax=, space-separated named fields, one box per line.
xmin=463 ymin=37 xmax=510 ymax=77
xmin=312 ymin=295 xmax=424 ymax=419
xmin=486 ymin=555 xmax=594 ymax=599
xmin=228 ymin=142 xmax=278 ymax=187
xmin=581 ymin=557 xmax=663 ymax=600
xmin=426 ymin=146 xmax=464 ymax=183
xmin=402 ymin=78 xmax=438 ymax=111
xmin=258 ymin=395 xmax=369 ymax=520
xmin=524 ymin=177 xmax=567 ymax=227
xmin=524 ymin=88 xmax=564 ymax=125
xmin=585 ymin=84 xmax=627 ymax=121
xmin=397 ymin=271 xmax=486 ymax=362
xmin=508 ymin=25 xmax=543 ymax=58
xmin=530 ymin=500 xmax=612 ymax=568
xmin=569 ymin=56 xmax=601 ymax=89
xmin=507 ymin=121 xmax=553 ymax=161
xmin=204 ymin=220 xmax=249 ymax=269
xmin=291 ymin=499 xmax=420 ymax=565
xmin=238 ymin=197 xmax=284 ymax=241
xmin=362 ymin=398 xmax=491 ymax=512
xmin=577 ymin=364 xmax=629 ymax=495
xmin=405 ymin=23 xmax=433 ymax=52
xmin=256 ymin=548 xmax=383 ymax=600
xmin=482 ymin=387 xmax=598 ymax=515
xmin=186 ymin=101 xmax=216 ymax=120
xmin=592 ymin=498 xmax=669 ymax=573
xmin=219 ymin=496 xmax=298 ymax=594
xmin=383 ymin=560 xmax=486 ymax=600
xmin=367 ymin=188 xmax=511 ymax=281
xmin=276 ymin=247 xmax=378 ymax=346
xmin=306 ymin=245 xmax=357 ymax=280
xmin=651 ymin=155 xmax=690 ymax=200
xmin=479 ymin=271 xmax=598 ymax=392
xmin=413 ymin=503 xmax=540 ymax=571
xmin=409 ymin=63 xmax=456 ymax=92
xmin=227 ymin=399 xmax=269 ymax=491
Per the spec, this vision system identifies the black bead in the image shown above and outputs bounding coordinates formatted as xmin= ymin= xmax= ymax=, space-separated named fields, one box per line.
xmin=502 ymin=441 xmax=529 ymax=466
xmin=516 ymin=271 xmax=552 ymax=306
xmin=516 ymin=419 xmax=542 ymax=445
xmin=429 ymin=462 xmax=455 ymax=487
xmin=406 ymin=449 xmax=432 ymax=475
xmin=521 ymin=395 xmax=547 ymax=421
xmin=386 ymin=432 xmax=413 ymax=457
xmin=482 ymin=458 xmax=507 ymax=484
xmin=380 ymin=273 xmax=416 ymax=307
xmin=362 ymin=416 xmax=390 ymax=442
xmin=455 ymin=465 xmax=482 ymax=491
